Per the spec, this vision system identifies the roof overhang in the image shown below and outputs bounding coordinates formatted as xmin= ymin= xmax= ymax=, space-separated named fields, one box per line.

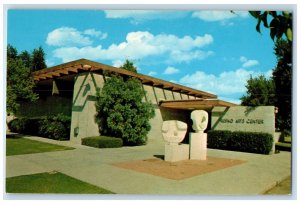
xmin=159 ymin=99 xmax=237 ymax=111
xmin=32 ymin=59 xmax=217 ymax=99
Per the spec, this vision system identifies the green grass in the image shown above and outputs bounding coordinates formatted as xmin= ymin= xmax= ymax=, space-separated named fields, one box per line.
xmin=6 ymin=136 xmax=74 ymax=156
xmin=276 ymin=142 xmax=291 ymax=152
xmin=6 ymin=171 xmax=114 ymax=194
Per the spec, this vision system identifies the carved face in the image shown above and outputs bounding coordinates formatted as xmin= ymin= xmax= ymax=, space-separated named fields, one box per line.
xmin=161 ymin=120 xmax=187 ymax=144
xmin=191 ymin=110 xmax=209 ymax=132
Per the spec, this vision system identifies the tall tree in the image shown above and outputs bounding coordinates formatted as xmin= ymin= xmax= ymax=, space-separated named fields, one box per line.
xmin=7 ymin=44 xmax=18 ymax=60
xmin=7 ymin=45 xmax=38 ymax=114
xmin=31 ymin=46 xmax=47 ymax=72
xmin=272 ymin=39 xmax=292 ymax=131
xmin=19 ymin=50 xmax=32 ymax=68
xmin=240 ymin=75 xmax=275 ymax=106
xmin=120 ymin=59 xmax=137 ymax=73
xmin=95 ymin=60 xmax=155 ymax=145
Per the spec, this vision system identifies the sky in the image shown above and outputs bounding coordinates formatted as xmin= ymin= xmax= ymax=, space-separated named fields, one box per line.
xmin=7 ymin=9 xmax=278 ymax=104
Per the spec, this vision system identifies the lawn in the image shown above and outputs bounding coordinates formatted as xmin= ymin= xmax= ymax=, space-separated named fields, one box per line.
xmin=6 ymin=136 xmax=74 ymax=156
xmin=6 ymin=171 xmax=114 ymax=194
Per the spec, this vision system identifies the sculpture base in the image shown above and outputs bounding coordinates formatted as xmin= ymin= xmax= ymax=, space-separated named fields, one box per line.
xmin=189 ymin=132 xmax=207 ymax=160
xmin=164 ymin=143 xmax=189 ymax=162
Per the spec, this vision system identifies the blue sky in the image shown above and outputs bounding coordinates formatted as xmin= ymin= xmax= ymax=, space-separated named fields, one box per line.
xmin=8 ymin=10 xmax=278 ymax=104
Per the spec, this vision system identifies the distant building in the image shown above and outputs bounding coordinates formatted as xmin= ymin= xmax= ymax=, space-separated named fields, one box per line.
xmin=19 ymin=59 xmax=235 ymax=145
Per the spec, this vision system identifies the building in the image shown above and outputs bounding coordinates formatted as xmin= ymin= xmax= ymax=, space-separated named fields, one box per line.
xmin=20 ymin=59 xmax=236 ymax=145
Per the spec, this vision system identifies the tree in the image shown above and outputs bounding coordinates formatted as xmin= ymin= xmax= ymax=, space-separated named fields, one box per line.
xmin=7 ymin=45 xmax=38 ymax=114
xmin=240 ymin=75 xmax=275 ymax=106
xmin=7 ymin=44 xmax=18 ymax=60
xmin=31 ymin=46 xmax=47 ymax=72
xmin=272 ymin=39 xmax=292 ymax=131
xmin=121 ymin=59 xmax=137 ymax=73
xmin=249 ymin=11 xmax=292 ymax=42
xmin=19 ymin=50 xmax=32 ymax=68
xmin=95 ymin=61 xmax=155 ymax=145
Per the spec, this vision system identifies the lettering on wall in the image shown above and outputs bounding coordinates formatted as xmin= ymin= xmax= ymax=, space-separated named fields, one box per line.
xmin=220 ymin=118 xmax=264 ymax=124
xmin=211 ymin=106 xmax=275 ymax=135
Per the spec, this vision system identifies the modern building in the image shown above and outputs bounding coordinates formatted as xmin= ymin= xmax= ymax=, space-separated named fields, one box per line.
xmin=19 ymin=59 xmax=236 ymax=145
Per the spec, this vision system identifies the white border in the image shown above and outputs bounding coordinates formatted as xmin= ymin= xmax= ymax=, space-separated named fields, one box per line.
xmin=1 ymin=0 xmax=299 ymax=203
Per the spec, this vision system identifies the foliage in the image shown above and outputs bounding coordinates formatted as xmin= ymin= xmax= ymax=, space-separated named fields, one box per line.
xmin=31 ymin=46 xmax=47 ymax=72
xmin=8 ymin=114 xmax=71 ymax=140
xmin=6 ymin=137 xmax=74 ymax=156
xmin=81 ymin=136 xmax=123 ymax=148
xmin=272 ymin=39 xmax=292 ymax=131
xmin=7 ymin=56 xmax=38 ymax=114
xmin=120 ymin=59 xmax=137 ymax=73
xmin=19 ymin=50 xmax=32 ymax=68
xmin=8 ymin=117 xmax=40 ymax=135
xmin=95 ymin=60 xmax=155 ymax=146
xmin=249 ymin=11 xmax=292 ymax=42
xmin=240 ymin=75 xmax=275 ymax=106
xmin=207 ymin=130 xmax=274 ymax=154
xmin=229 ymin=131 xmax=273 ymax=154
xmin=207 ymin=130 xmax=232 ymax=150
xmin=6 ymin=172 xmax=114 ymax=193
xmin=6 ymin=44 xmax=48 ymax=114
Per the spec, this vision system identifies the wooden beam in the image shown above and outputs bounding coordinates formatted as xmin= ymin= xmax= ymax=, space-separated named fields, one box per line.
xmin=57 ymin=69 xmax=69 ymax=75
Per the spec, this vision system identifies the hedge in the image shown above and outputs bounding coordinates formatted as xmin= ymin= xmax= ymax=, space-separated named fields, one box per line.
xmin=81 ymin=136 xmax=123 ymax=148
xmin=207 ymin=130 xmax=273 ymax=154
xmin=8 ymin=114 xmax=71 ymax=140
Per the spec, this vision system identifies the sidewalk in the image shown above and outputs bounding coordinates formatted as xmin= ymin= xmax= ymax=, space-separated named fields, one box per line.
xmin=6 ymin=136 xmax=292 ymax=195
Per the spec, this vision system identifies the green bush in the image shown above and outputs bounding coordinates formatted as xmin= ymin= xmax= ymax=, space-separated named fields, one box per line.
xmin=95 ymin=61 xmax=155 ymax=146
xmin=8 ymin=114 xmax=71 ymax=140
xmin=229 ymin=131 xmax=273 ymax=154
xmin=81 ymin=136 xmax=123 ymax=148
xmin=207 ymin=130 xmax=231 ymax=149
xmin=207 ymin=130 xmax=273 ymax=154
xmin=8 ymin=117 xmax=39 ymax=135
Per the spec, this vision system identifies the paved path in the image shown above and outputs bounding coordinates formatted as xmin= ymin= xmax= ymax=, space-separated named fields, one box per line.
xmin=6 ymin=136 xmax=292 ymax=195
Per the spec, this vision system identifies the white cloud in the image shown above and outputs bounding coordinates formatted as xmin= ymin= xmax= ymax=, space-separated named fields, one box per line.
xmin=83 ymin=29 xmax=107 ymax=40
xmin=46 ymin=27 xmax=107 ymax=47
xmin=192 ymin=11 xmax=248 ymax=22
xmin=112 ymin=60 xmax=124 ymax=67
xmin=179 ymin=68 xmax=272 ymax=97
xmin=242 ymin=60 xmax=259 ymax=68
xmin=163 ymin=66 xmax=179 ymax=75
xmin=52 ymin=31 xmax=214 ymax=64
xmin=240 ymin=56 xmax=259 ymax=68
xmin=104 ymin=10 xmax=187 ymax=23
xmin=169 ymin=50 xmax=214 ymax=63
xmin=45 ymin=59 xmax=55 ymax=67
xmin=148 ymin=71 xmax=157 ymax=76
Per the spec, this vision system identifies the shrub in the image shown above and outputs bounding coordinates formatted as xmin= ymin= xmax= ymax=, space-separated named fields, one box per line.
xmin=207 ymin=130 xmax=231 ymax=149
xmin=207 ymin=130 xmax=273 ymax=154
xmin=81 ymin=136 xmax=123 ymax=148
xmin=7 ymin=114 xmax=71 ymax=140
xmin=95 ymin=61 xmax=155 ymax=146
xmin=229 ymin=131 xmax=273 ymax=154
xmin=8 ymin=117 xmax=39 ymax=135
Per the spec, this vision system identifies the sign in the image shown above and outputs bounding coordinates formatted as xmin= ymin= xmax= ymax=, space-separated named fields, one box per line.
xmin=211 ymin=106 xmax=275 ymax=135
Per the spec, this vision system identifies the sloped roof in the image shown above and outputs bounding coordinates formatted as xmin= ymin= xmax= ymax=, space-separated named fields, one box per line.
xmin=32 ymin=59 xmax=217 ymax=99
xmin=159 ymin=99 xmax=236 ymax=110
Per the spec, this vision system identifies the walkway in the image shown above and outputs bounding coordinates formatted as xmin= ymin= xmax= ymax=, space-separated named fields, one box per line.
xmin=6 ymin=136 xmax=292 ymax=195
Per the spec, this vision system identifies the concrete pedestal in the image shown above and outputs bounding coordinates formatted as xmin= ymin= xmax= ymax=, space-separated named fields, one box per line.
xmin=164 ymin=143 xmax=189 ymax=162
xmin=189 ymin=132 xmax=207 ymax=160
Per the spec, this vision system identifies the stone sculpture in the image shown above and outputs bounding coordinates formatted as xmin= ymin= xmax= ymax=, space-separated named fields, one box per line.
xmin=191 ymin=110 xmax=209 ymax=133
xmin=161 ymin=120 xmax=189 ymax=162
xmin=190 ymin=110 xmax=208 ymax=160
